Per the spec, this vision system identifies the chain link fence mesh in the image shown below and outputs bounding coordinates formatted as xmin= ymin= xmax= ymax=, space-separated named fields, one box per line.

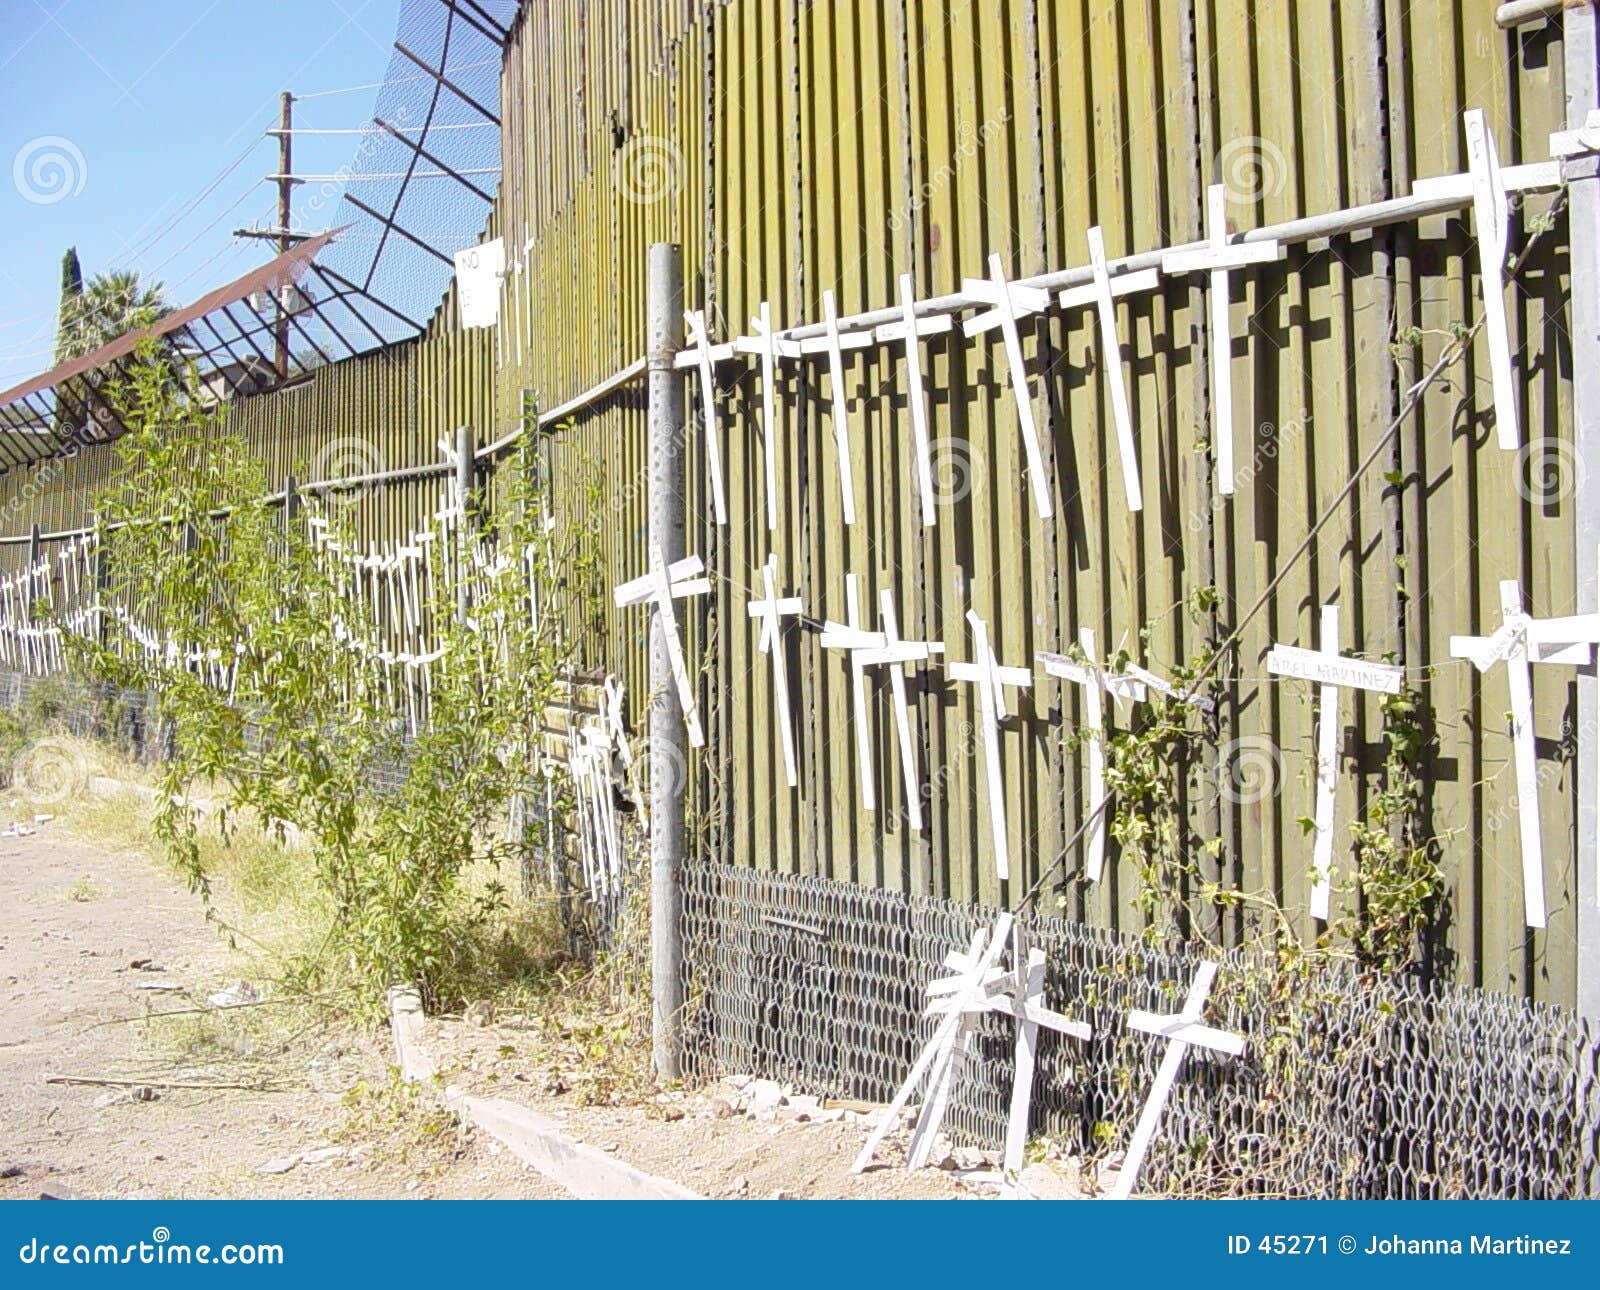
xmin=679 ymin=862 xmax=1600 ymax=1199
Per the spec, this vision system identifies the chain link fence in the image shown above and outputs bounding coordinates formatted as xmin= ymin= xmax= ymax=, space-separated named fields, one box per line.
xmin=679 ymin=862 xmax=1600 ymax=1199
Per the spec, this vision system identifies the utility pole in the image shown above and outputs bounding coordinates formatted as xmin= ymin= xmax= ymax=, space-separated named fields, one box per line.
xmin=275 ymin=91 xmax=293 ymax=380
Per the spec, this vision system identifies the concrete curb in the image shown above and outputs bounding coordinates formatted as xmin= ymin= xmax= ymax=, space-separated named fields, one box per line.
xmin=386 ymin=986 xmax=699 ymax=1201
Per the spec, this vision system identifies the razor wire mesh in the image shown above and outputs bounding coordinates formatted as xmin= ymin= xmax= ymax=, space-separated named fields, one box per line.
xmin=679 ymin=862 xmax=1600 ymax=1199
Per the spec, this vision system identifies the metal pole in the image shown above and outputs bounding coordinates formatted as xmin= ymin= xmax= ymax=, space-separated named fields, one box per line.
xmin=646 ymin=242 xmax=686 ymax=1081
xmin=275 ymin=91 xmax=293 ymax=380
xmin=1565 ymin=2 xmax=1600 ymax=1023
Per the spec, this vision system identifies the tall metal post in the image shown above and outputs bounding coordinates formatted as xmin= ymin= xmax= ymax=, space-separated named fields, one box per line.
xmin=1566 ymin=3 xmax=1600 ymax=1022
xmin=275 ymin=91 xmax=294 ymax=380
xmin=646 ymin=242 xmax=687 ymax=1080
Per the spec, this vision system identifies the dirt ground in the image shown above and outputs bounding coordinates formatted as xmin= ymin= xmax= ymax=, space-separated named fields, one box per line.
xmin=0 ymin=822 xmax=562 ymax=1200
xmin=423 ymin=1014 xmax=987 ymax=1200
xmin=0 ymin=811 xmax=1014 ymax=1201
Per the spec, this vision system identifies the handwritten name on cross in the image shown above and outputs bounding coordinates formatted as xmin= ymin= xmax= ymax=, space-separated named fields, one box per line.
xmin=612 ymin=546 xmax=711 ymax=748
xmin=874 ymin=273 xmax=953 ymax=527
xmin=1037 ymin=629 xmax=1149 ymax=883
xmin=746 ymin=554 xmax=806 ymax=789
xmin=1450 ymin=579 xmax=1600 ymax=929
xmin=1057 ymin=227 xmax=1159 ymax=511
xmin=1266 ymin=604 xmax=1403 ymax=921
xmin=796 ymin=290 xmax=873 ymax=525
xmin=949 ymin=610 xmax=1034 ymax=881
xmin=962 ymin=253 xmax=1054 ymax=519
xmin=683 ymin=308 xmax=735 ymax=525
xmin=1161 ymin=185 xmax=1285 ymax=495
xmin=1111 ymin=961 xmax=1245 ymax=1200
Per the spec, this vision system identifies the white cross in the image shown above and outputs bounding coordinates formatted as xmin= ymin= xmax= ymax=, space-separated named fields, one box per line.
xmin=821 ymin=578 xmax=945 ymax=819
xmin=963 ymin=252 xmax=1054 ymax=519
xmin=819 ymin=575 xmax=884 ymax=810
xmin=797 ymin=289 xmax=873 ymax=525
xmin=1037 ymin=629 xmax=1149 ymax=883
xmin=1450 ymin=578 xmax=1600 ymax=929
xmin=1058 ymin=227 xmax=1158 ymax=511
xmin=948 ymin=610 xmax=1034 ymax=881
xmin=733 ymin=301 xmax=800 ymax=532
xmin=851 ymin=914 xmax=1014 ymax=1174
xmin=1161 ymin=185 xmax=1285 ymax=495
xmin=874 ymin=273 xmax=953 ymax=527
xmin=612 ymin=545 xmax=711 ymax=748
xmin=683 ymin=308 xmax=735 ymax=525
xmin=1266 ymin=604 xmax=1403 ymax=922
xmin=1110 ymin=960 xmax=1245 ymax=1200
xmin=865 ymin=588 xmax=944 ymax=830
xmin=1465 ymin=109 xmax=1519 ymax=451
xmin=746 ymin=554 xmax=806 ymax=788
xmin=852 ymin=915 xmax=1091 ymax=1176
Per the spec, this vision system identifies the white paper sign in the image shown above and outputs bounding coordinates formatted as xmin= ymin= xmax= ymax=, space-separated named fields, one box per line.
xmin=455 ymin=238 xmax=505 ymax=329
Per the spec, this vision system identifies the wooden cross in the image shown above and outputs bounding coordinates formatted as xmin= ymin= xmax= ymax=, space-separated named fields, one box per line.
xmin=568 ymin=722 xmax=620 ymax=898
xmin=797 ymin=289 xmax=873 ymax=525
xmin=612 ymin=545 xmax=711 ymax=748
xmin=1111 ymin=960 xmax=1245 ymax=1200
xmin=820 ymin=577 xmax=944 ymax=819
xmin=1161 ymin=185 xmax=1285 ymax=496
xmin=962 ymin=253 xmax=1054 ymax=519
xmin=1037 ymin=629 xmax=1149 ymax=883
xmin=1449 ymin=579 xmax=1600 ymax=929
xmin=819 ymin=575 xmax=884 ymax=810
xmin=732 ymin=301 xmax=800 ymax=532
xmin=1266 ymin=604 xmax=1404 ymax=922
xmin=825 ymin=579 xmax=934 ymax=825
xmin=852 ymin=915 xmax=1091 ymax=1176
xmin=851 ymin=914 xmax=1013 ymax=1174
xmin=948 ymin=610 xmax=1034 ymax=881
xmin=1464 ymin=109 xmax=1519 ymax=451
xmin=868 ymin=588 xmax=944 ymax=831
xmin=746 ymin=553 xmax=806 ymax=788
xmin=874 ymin=273 xmax=953 ymax=527
xmin=1059 ymin=227 xmax=1158 ymax=511
xmin=683 ymin=308 xmax=735 ymax=525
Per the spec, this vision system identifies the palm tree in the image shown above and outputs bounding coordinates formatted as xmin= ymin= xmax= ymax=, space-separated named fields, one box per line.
xmin=58 ymin=268 xmax=170 ymax=359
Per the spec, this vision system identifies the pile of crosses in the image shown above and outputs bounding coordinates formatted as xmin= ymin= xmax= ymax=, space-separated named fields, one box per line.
xmin=852 ymin=914 xmax=1246 ymax=1199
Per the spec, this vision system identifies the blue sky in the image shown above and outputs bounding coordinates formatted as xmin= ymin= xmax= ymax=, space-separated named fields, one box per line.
xmin=0 ymin=0 xmax=403 ymax=389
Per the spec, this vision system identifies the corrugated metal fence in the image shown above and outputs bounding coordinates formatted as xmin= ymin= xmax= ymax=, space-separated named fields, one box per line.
xmin=0 ymin=0 xmax=1590 ymax=1009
